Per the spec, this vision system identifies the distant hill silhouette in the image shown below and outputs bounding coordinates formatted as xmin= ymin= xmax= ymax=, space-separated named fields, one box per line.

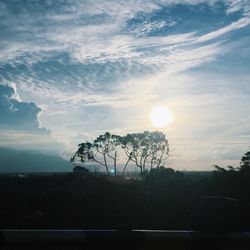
xmin=0 ymin=148 xmax=71 ymax=172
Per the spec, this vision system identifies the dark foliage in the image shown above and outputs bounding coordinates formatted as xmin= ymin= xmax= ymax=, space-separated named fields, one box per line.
xmin=0 ymin=161 xmax=250 ymax=231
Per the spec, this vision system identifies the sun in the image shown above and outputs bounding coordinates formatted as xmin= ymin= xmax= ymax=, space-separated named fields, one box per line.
xmin=150 ymin=106 xmax=174 ymax=128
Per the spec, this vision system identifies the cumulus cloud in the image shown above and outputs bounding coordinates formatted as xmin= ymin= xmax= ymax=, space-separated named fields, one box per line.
xmin=0 ymin=84 xmax=66 ymax=153
xmin=0 ymin=84 xmax=48 ymax=133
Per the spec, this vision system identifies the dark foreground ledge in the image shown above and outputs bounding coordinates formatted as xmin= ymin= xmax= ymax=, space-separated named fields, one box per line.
xmin=1 ymin=230 xmax=250 ymax=250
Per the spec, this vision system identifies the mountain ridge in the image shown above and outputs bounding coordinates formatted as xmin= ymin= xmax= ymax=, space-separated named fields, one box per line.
xmin=0 ymin=148 xmax=71 ymax=172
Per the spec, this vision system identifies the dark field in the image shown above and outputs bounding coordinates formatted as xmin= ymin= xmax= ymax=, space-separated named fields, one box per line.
xmin=0 ymin=168 xmax=250 ymax=231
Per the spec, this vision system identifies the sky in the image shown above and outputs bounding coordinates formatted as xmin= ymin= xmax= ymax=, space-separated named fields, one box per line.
xmin=0 ymin=0 xmax=250 ymax=170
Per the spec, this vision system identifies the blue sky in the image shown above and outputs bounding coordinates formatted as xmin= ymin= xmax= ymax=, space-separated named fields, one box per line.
xmin=0 ymin=0 xmax=250 ymax=169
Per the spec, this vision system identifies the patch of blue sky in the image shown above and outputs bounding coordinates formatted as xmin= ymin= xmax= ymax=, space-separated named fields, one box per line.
xmin=125 ymin=2 xmax=244 ymax=37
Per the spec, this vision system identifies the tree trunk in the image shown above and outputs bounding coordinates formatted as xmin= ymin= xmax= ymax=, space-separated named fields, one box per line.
xmin=114 ymin=151 xmax=117 ymax=175
xmin=122 ymin=155 xmax=131 ymax=176
xmin=104 ymin=154 xmax=109 ymax=175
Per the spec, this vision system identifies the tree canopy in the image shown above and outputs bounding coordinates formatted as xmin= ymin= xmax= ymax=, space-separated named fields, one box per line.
xmin=240 ymin=150 xmax=250 ymax=172
xmin=71 ymin=131 xmax=170 ymax=177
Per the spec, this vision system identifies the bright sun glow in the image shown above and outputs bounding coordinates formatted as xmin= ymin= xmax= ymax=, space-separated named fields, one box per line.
xmin=150 ymin=106 xmax=174 ymax=128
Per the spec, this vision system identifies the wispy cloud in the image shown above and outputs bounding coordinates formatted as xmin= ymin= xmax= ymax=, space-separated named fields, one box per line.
xmin=195 ymin=16 xmax=250 ymax=43
xmin=225 ymin=0 xmax=250 ymax=15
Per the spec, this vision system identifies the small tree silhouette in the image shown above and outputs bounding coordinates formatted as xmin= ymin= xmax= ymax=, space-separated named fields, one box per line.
xmin=239 ymin=150 xmax=250 ymax=173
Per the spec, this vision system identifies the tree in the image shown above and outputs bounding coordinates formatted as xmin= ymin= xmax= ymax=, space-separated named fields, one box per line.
xmin=71 ymin=132 xmax=121 ymax=175
xmin=213 ymin=150 xmax=250 ymax=174
xmin=93 ymin=132 xmax=122 ymax=175
xmin=240 ymin=150 xmax=250 ymax=172
xmin=148 ymin=166 xmax=175 ymax=178
xmin=71 ymin=131 xmax=170 ymax=178
xmin=121 ymin=131 xmax=169 ymax=178
xmin=213 ymin=165 xmax=227 ymax=173
xmin=73 ymin=165 xmax=90 ymax=176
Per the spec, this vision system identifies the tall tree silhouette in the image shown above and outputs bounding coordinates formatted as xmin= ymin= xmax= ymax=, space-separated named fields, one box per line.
xmin=71 ymin=132 xmax=121 ymax=175
xmin=71 ymin=131 xmax=170 ymax=177
xmin=121 ymin=131 xmax=169 ymax=178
